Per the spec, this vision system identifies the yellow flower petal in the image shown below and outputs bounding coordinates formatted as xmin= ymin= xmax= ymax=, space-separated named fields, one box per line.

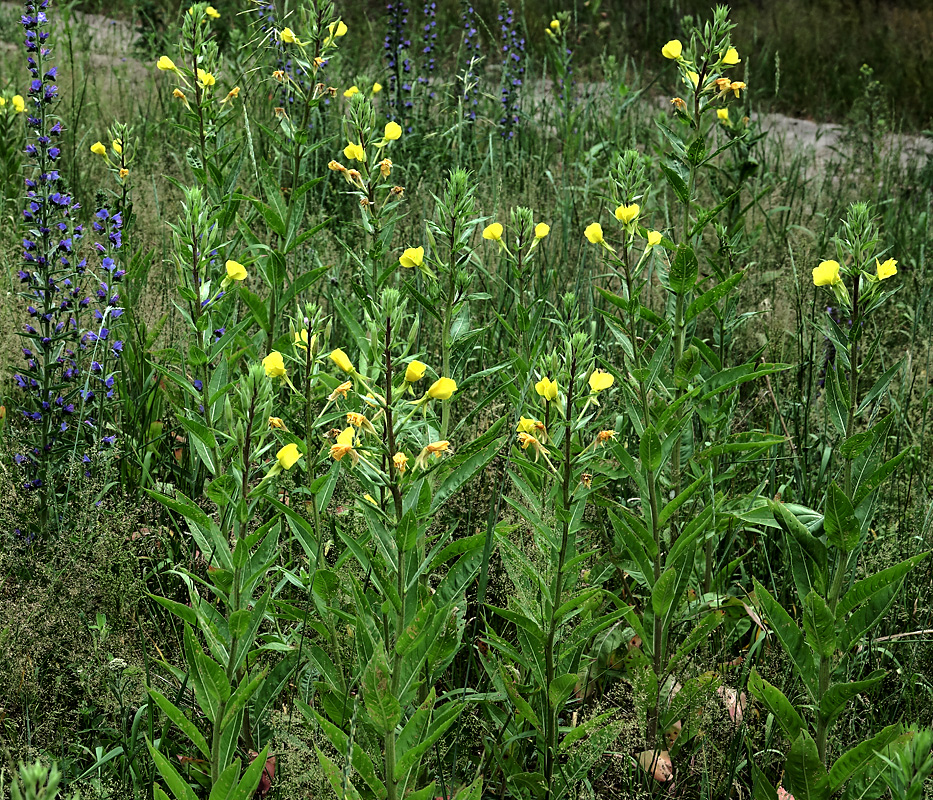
xmin=399 ymin=246 xmax=424 ymax=268
xmin=662 ymin=39 xmax=683 ymax=60
xmin=483 ymin=223 xmax=503 ymax=241
xmin=813 ymin=260 xmax=841 ymax=287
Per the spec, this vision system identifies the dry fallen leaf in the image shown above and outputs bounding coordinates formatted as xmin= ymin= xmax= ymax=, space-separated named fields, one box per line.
xmin=637 ymin=749 xmax=673 ymax=782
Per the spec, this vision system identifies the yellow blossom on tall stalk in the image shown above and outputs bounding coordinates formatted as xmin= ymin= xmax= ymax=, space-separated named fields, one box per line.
xmin=205 ymin=5 xmax=220 ymax=19
xmin=415 ymin=440 xmax=450 ymax=470
xmin=281 ymin=27 xmax=306 ymax=45
xmin=329 ymin=349 xmax=355 ymax=373
xmin=876 ymin=258 xmax=897 ymax=280
xmin=662 ymin=39 xmax=683 ymax=60
xmin=721 ymin=46 xmax=740 ymax=65
xmin=372 ymin=82 xmax=383 ymax=94
xmin=12 ymin=95 xmax=24 ymax=113
xmin=399 ymin=246 xmax=424 ymax=268
xmin=91 ymin=141 xmax=106 ymax=156
xmin=328 ymin=380 xmax=353 ymax=401
xmin=717 ymin=108 xmax=729 ymax=121
xmin=329 ymin=427 xmax=358 ymax=464
xmin=157 ymin=55 xmax=177 ymax=72
xmin=647 ymin=231 xmax=663 ymax=247
xmin=535 ymin=223 xmax=550 ymax=239
xmin=343 ymin=85 xmax=360 ymax=98
xmin=393 ymin=451 xmax=409 ymax=474
xmin=812 ymin=260 xmax=842 ymax=287
xmin=517 ymin=417 xmax=541 ymax=434
xmin=346 ymin=412 xmax=376 ymax=434
xmin=384 ymin=121 xmax=402 ymax=140
xmin=535 ymin=376 xmax=559 ymax=401
xmin=405 ymin=360 xmax=427 ymax=383
xmin=589 ymin=369 xmax=614 ymax=393
xmin=483 ymin=223 xmax=503 ymax=241
xmin=262 ymin=351 xmax=287 ymax=378
xmin=343 ymin=141 xmax=365 ymax=162
xmin=276 ymin=443 xmax=302 ymax=469
xmin=614 ymin=203 xmax=640 ymax=225
xmin=197 ymin=69 xmax=215 ymax=88
xmin=323 ymin=19 xmax=348 ymax=46
xmin=224 ymin=259 xmax=247 ymax=281
xmin=427 ymin=377 xmax=457 ymax=400
xmin=269 ymin=417 xmax=286 ymax=430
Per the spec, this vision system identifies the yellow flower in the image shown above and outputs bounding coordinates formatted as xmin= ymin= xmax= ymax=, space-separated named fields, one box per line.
xmin=225 ymin=259 xmax=247 ymax=281
xmin=119 ymin=168 xmax=129 ymax=180
xmin=549 ymin=19 xmax=560 ymax=33
xmin=813 ymin=260 xmax=842 ymax=287
xmin=112 ymin=140 xmax=123 ymax=154
xmin=157 ymin=56 xmax=177 ymax=72
xmin=687 ymin=71 xmax=699 ymax=88
xmin=269 ymin=416 xmax=286 ymax=429
xmin=197 ymin=69 xmax=216 ymax=88
xmin=662 ymin=39 xmax=683 ymax=60
xmin=614 ymin=203 xmax=640 ymax=225
xmin=281 ymin=27 xmax=307 ymax=45
xmin=730 ymin=81 xmax=746 ymax=98
xmin=324 ymin=19 xmax=348 ymax=45
xmin=535 ymin=376 xmax=559 ymax=401
xmin=384 ymin=121 xmax=402 ymax=140
xmin=717 ymin=108 xmax=729 ymax=121
xmin=328 ymin=380 xmax=353 ymax=401
xmin=329 ymin=348 xmax=355 ymax=373
xmin=715 ymin=78 xmax=732 ymax=94
xmin=517 ymin=416 xmax=538 ymax=434
xmin=393 ymin=451 xmax=409 ymax=474
xmin=343 ymin=141 xmax=365 ymax=162
xmin=721 ymin=47 xmax=740 ymax=65
xmin=415 ymin=440 xmax=450 ymax=469
xmin=220 ymin=86 xmax=240 ymax=105
xmin=535 ymin=222 xmax=550 ymax=239
xmin=0 ymin=97 xmax=6 ymax=107
xmin=172 ymin=88 xmax=189 ymax=108
xmin=329 ymin=426 xmax=358 ymax=463
xmin=293 ymin=329 xmax=314 ymax=350
xmin=405 ymin=360 xmax=427 ymax=382
xmin=584 ymin=223 xmax=605 ymax=244
xmin=428 ymin=377 xmax=457 ymax=400
xmin=399 ymin=246 xmax=424 ymax=269
xmin=262 ymin=351 xmax=287 ymax=378
xmin=346 ymin=412 xmax=376 ymax=434
xmin=90 ymin=141 xmax=106 ymax=156
xmin=483 ymin=223 xmax=503 ymax=241
xmin=364 ymin=493 xmax=379 ymax=505
xmin=379 ymin=158 xmax=392 ymax=178
xmin=647 ymin=230 xmax=663 ymax=247
xmin=343 ymin=85 xmax=360 ymax=98
xmin=372 ymin=82 xmax=383 ymax=94
xmin=876 ymin=258 xmax=897 ymax=281
xmin=276 ymin=442 xmax=302 ymax=469
xmin=596 ymin=429 xmax=617 ymax=444
xmin=589 ymin=369 xmax=614 ymax=393
xmin=12 ymin=95 xmax=25 ymax=113
xmin=205 ymin=5 xmax=220 ymax=19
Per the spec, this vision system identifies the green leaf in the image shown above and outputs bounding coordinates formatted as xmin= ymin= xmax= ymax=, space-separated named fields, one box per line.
xmin=824 ymin=483 xmax=859 ymax=551
xmin=660 ymin=160 xmax=689 ymax=204
xmin=839 ymin=431 xmax=873 ymax=460
xmin=686 ymin=137 xmax=706 ymax=166
xmin=674 ymin=344 xmax=702 ymax=387
xmin=669 ymin=243 xmax=699 ymax=294
xmin=396 ymin=601 xmax=436 ymax=656
xmin=828 ymin=724 xmax=901 ymax=794
xmin=229 ymin=744 xmax=271 ymax=800
xmin=769 ymin=500 xmax=827 ymax=601
xmin=362 ymin=647 xmax=401 ymax=735
xmin=825 ymin=362 xmax=849 ymax=437
xmin=651 ymin=567 xmax=678 ymax=620
xmin=208 ymin=761 xmax=239 ymax=800
xmin=220 ymin=671 xmax=265 ymax=732
xmin=667 ymin=611 xmax=725 ymax=671
xmin=819 ymin=670 xmax=885 ymax=729
xmin=502 ymin=668 xmax=541 ymax=733
xmin=548 ymin=673 xmax=578 ymax=709
xmin=802 ymin=591 xmax=837 ymax=658
xmin=453 ymin=776 xmax=483 ymax=800
xmin=608 ymin=510 xmax=655 ymax=588
xmin=784 ymin=732 xmax=830 ymax=800
xmin=238 ymin=286 xmax=270 ymax=335
xmin=148 ymin=688 xmax=211 ymax=760
xmin=837 ymin=553 xmax=928 ymax=619
xmin=316 ymin=748 xmax=364 ymax=800
xmin=147 ymin=739 xmax=199 ymax=800
xmin=394 ymin=701 xmax=464 ymax=781
xmin=748 ymin=668 xmax=805 ymax=741
xmin=639 ymin=426 xmax=662 ymax=472
xmin=658 ymin=474 xmax=704 ymax=528
xmin=197 ymin=651 xmax=231 ymax=712
xmin=853 ymin=451 xmax=907 ymax=508
xmin=857 ymin=357 xmax=904 ymax=415
xmin=753 ymin=580 xmax=818 ymax=701
xmin=430 ymin=436 xmax=505 ymax=513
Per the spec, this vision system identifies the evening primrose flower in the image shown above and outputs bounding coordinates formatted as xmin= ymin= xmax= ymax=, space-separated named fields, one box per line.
xmin=483 ymin=223 xmax=503 ymax=241
xmin=535 ymin=222 xmax=550 ymax=239
xmin=662 ymin=39 xmax=683 ymax=60
xmin=614 ymin=203 xmax=640 ymax=225
xmin=584 ymin=223 xmax=605 ymax=244
xmin=647 ymin=231 xmax=663 ymax=247
xmin=112 ymin=140 xmax=123 ymax=154
xmin=384 ymin=121 xmax=402 ymax=140
xmin=281 ymin=27 xmax=306 ymax=45
xmin=276 ymin=443 xmax=302 ymax=469
xmin=393 ymin=451 xmax=408 ymax=474
xmin=328 ymin=380 xmax=353 ymax=401
xmin=329 ymin=349 xmax=355 ymax=373
xmin=876 ymin=258 xmax=897 ymax=280
xmin=813 ymin=260 xmax=842 ymax=287
xmin=197 ymin=69 xmax=216 ymax=88
xmin=717 ymin=108 xmax=729 ymax=121
xmin=220 ymin=86 xmax=240 ymax=105
xmin=173 ymin=88 xmax=190 ymax=109
xmin=721 ymin=47 xmax=740 ymax=65
xmin=324 ymin=19 xmax=348 ymax=46
xmin=399 ymin=246 xmax=424 ymax=268
xmin=589 ymin=369 xmax=614 ymax=393
xmin=157 ymin=56 xmax=177 ymax=71
xmin=596 ymin=429 xmax=616 ymax=445
xmin=535 ymin=376 xmax=559 ymax=401
xmin=343 ymin=85 xmax=360 ymax=97
xmin=415 ymin=440 xmax=450 ymax=470
xmin=405 ymin=360 xmax=427 ymax=382
xmin=372 ymin=82 xmax=383 ymax=94
xmin=549 ymin=19 xmax=560 ymax=33
xmin=379 ymin=158 xmax=392 ymax=178
xmin=729 ymin=81 xmax=746 ymax=98
xmin=687 ymin=71 xmax=699 ymax=88
xmin=205 ymin=5 xmax=220 ymax=18
xmin=119 ymin=168 xmax=129 ymax=180
xmin=346 ymin=411 xmax=376 ymax=434
xmin=262 ymin=351 xmax=287 ymax=378
xmin=427 ymin=377 xmax=457 ymax=400
xmin=517 ymin=416 xmax=540 ymax=434
xmin=91 ymin=141 xmax=106 ymax=156
xmin=12 ymin=95 xmax=24 ymax=113
xmin=269 ymin=416 xmax=286 ymax=429
xmin=329 ymin=427 xmax=358 ymax=463
xmin=224 ymin=259 xmax=247 ymax=282
xmin=343 ymin=141 xmax=365 ymax=162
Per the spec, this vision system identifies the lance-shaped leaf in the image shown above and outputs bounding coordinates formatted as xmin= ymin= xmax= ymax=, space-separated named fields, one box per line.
xmin=362 ymin=647 xmax=401 ymax=735
xmin=802 ymin=591 xmax=837 ymax=659
xmin=837 ymin=552 xmax=928 ymax=620
xmin=147 ymin=739 xmax=199 ymax=800
xmin=317 ymin=748 xmax=364 ymax=800
xmin=147 ymin=687 xmax=210 ymax=760
xmin=549 ymin=673 xmax=579 ymax=709
xmin=395 ymin=700 xmax=464 ymax=781
xmin=769 ymin=500 xmax=827 ymax=601
xmin=784 ymin=732 xmax=830 ymax=800
xmin=828 ymin=724 xmax=901 ymax=794
xmin=753 ymin=579 xmax=819 ymax=702
xmin=228 ymin=744 xmax=271 ymax=800
xmin=823 ymin=482 xmax=859 ymax=551
xmin=667 ymin=611 xmax=725 ymax=671
xmin=748 ymin=668 xmax=805 ymax=741
xmin=819 ymin=670 xmax=885 ymax=729
xmin=640 ymin=426 xmax=662 ymax=472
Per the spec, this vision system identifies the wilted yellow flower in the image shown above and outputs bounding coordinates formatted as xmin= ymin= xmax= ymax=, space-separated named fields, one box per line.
xmin=220 ymin=86 xmax=240 ymax=105
xmin=90 ymin=141 xmax=106 ymax=156
xmin=535 ymin=376 xmax=559 ymax=401
xmin=157 ymin=56 xmax=177 ymax=72
xmin=12 ymin=95 xmax=24 ymax=113
xmin=343 ymin=85 xmax=360 ymax=98
xmin=379 ymin=158 xmax=392 ymax=178
xmin=384 ymin=121 xmax=402 ymax=140
xmin=343 ymin=141 xmax=365 ymax=162
xmin=715 ymin=77 xmax=732 ymax=94
xmin=405 ymin=360 xmax=427 ymax=382
xmin=269 ymin=416 xmax=286 ymax=429
xmin=647 ymin=230 xmax=663 ymax=247
xmin=205 ymin=5 xmax=220 ymax=18
xmin=197 ymin=69 xmax=216 ymax=88
xmin=172 ymin=88 xmax=190 ymax=108
xmin=329 ymin=348 xmax=354 ymax=373
xmin=483 ymin=223 xmax=503 ymax=241
xmin=328 ymin=380 xmax=353 ymax=401
xmin=589 ymin=369 xmax=614 ymax=393
xmin=428 ymin=377 xmax=457 ymax=400
xmin=517 ymin=432 xmax=536 ymax=449
xmin=328 ymin=161 xmax=346 ymax=173
xmin=262 ymin=351 xmax=287 ymax=378
xmin=671 ymin=97 xmax=686 ymax=112
xmin=225 ymin=259 xmax=247 ymax=281
xmin=414 ymin=440 xmax=450 ymax=469
xmin=876 ymin=258 xmax=897 ymax=281
xmin=119 ymin=168 xmax=129 ymax=180
xmin=399 ymin=246 xmax=424 ymax=269
xmin=346 ymin=412 xmax=376 ymax=434
xmin=662 ymin=39 xmax=683 ymax=60
xmin=721 ymin=47 xmax=740 ymax=65
xmin=277 ymin=442 xmax=302 ymax=469
xmin=596 ymin=429 xmax=616 ymax=445
xmin=272 ymin=70 xmax=286 ymax=83
xmin=584 ymin=223 xmax=605 ymax=244
xmin=729 ymin=81 xmax=746 ymax=98
xmin=329 ymin=427 xmax=358 ymax=463
xmin=614 ymin=203 xmax=640 ymax=225
xmin=717 ymin=108 xmax=729 ymax=121
xmin=813 ymin=260 xmax=841 ymax=287
xmin=535 ymin=222 xmax=550 ymax=239
xmin=393 ymin=451 xmax=409 ymax=474
xmin=372 ymin=82 xmax=383 ymax=94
